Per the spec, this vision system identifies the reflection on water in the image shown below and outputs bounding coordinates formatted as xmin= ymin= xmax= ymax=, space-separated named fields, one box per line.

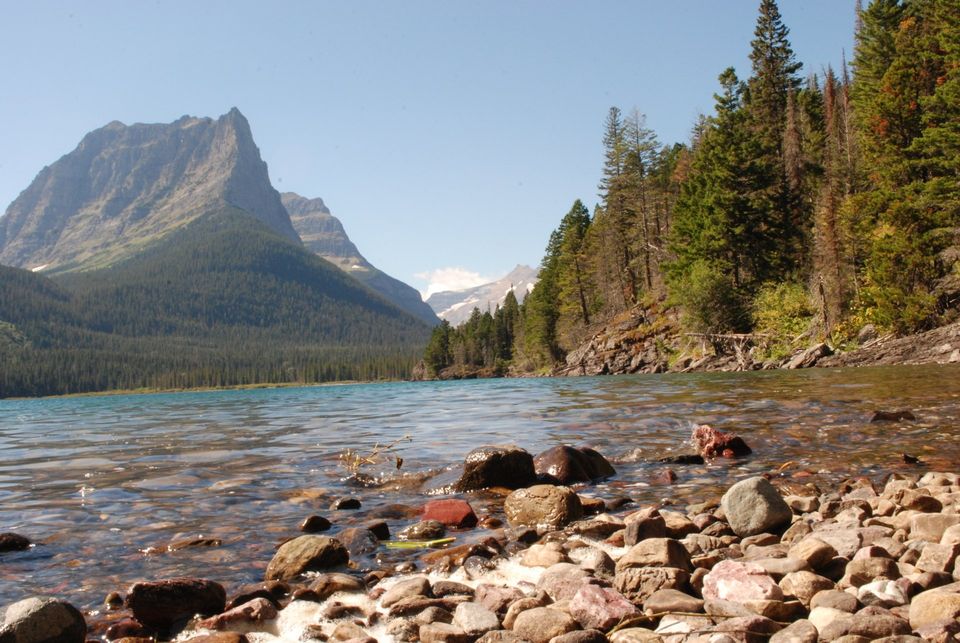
xmin=1 ymin=364 xmax=959 ymax=609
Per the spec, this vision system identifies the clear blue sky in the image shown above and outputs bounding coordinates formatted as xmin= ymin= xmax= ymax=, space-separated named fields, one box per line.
xmin=1 ymin=1 xmax=855 ymax=297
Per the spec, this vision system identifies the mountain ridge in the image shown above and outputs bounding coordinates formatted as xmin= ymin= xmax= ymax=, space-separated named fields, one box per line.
xmin=283 ymin=192 xmax=438 ymax=325
xmin=0 ymin=107 xmax=298 ymax=272
xmin=426 ymin=265 xmax=538 ymax=325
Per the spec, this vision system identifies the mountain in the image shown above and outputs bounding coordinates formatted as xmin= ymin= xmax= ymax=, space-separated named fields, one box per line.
xmin=283 ymin=193 xmax=438 ymax=325
xmin=0 ymin=107 xmax=299 ymax=272
xmin=0 ymin=110 xmax=433 ymax=397
xmin=427 ymin=265 xmax=538 ymax=325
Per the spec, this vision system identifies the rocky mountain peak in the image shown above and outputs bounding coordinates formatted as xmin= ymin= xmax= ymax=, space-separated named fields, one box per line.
xmin=0 ymin=109 xmax=298 ymax=272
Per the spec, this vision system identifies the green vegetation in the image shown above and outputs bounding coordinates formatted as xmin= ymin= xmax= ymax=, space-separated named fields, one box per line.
xmin=0 ymin=209 xmax=431 ymax=397
xmin=425 ymin=0 xmax=959 ymax=376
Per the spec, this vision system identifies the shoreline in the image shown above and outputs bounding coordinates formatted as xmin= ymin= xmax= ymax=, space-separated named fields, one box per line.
xmin=3 ymin=442 xmax=959 ymax=642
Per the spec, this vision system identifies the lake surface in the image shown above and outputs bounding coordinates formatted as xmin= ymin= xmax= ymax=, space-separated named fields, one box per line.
xmin=2 ymin=364 xmax=959 ymax=613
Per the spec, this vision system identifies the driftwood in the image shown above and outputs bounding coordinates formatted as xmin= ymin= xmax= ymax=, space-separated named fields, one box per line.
xmin=685 ymin=333 xmax=769 ymax=369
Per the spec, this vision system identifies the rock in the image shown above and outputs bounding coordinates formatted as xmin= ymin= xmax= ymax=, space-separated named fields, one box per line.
xmin=453 ymin=602 xmax=500 ymax=637
xmin=423 ymin=499 xmax=478 ymax=528
xmin=614 ymin=567 xmax=690 ymax=604
xmin=914 ymin=618 xmax=960 ymax=643
xmin=432 ymin=581 xmax=475 ymax=598
xmin=778 ymin=571 xmax=834 ymax=606
xmin=387 ymin=618 xmax=421 ymax=642
xmin=608 ymin=628 xmax=663 ymax=642
xmin=475 ymin=585 xmax=525 ymax=614
xmin=196 ymin=597 xmax=277 ymax=630
xmin=475 ymin=631 xmax=531 ymax=643
xmin=299 ymin=515 xmax=332 ymax=533
xmin=691 ymin=425 xmax=752 ymax=459
xmin=810 ymin=589 xmax=859 ymax=613
xmin=0 ymin=597 xmax=86 ymax=643
xmin=870 ymin=410 xmax=916 ymax=422
xmin=511 ymin=607 xmax=579 ymax=643
xmin=0 ymin=533 xmax=31 ymax=552
xmin=642 ymin=589 xmax=704 ymax=614
xmin=454 ymin=445 xmax=537 ymax=492
xmin=418 ymin=622 xmax=474 ymax=643
xmin=182 ymin=634 xmax=249 ymax=643
xmin=819 ymin=608 xmax=911 ymax=641
xmin=330 ymin=497 xmax=362 ymax=510
xmin=769 ymin=618 xmax=818 ymax=643
xmin=532 ymin=445 xmax=615 ymax=484
xmin=463 ymin=555 xmax=497 ymax=579
xmin=911 ymin=514 xmax=960 ymax=542
xmin=574 ymin=547 xmax=617 ymax=580
xmin=125 ymin=578 xmax=226 ymax=631
xmin=336 ymin=527 xmax=380 ymax=557
xmin=504 ymin=485 xmax=583 ymax=529
xmin=908 ymin=588 xmax=960 ymax=629
xmin=623 ymin=508 xmax=667 ymax=545
xmin=721 ymin=477 xmax=792 ymax=537
xmin=399 ymin=520 xmax=447 ymax=541
xmin=569 ymin=584 xmax=639 ymax=631
xmin=839 ymin=557 xmax=900 ymax=588
xmin=309 ymin=572 xmax=366 ymax=600
xmin=857 ymin=324 xmax=877 ymax=344
xmin=537 ymin=563 xmax=592 ymax=601
xmin=551 ymin=631 xmax=609 ymax=643
xmin=857 ymin=579 xmax=909 ymax=608
xmin=521 ymin=542 xmax=569 ymax=567
xmin=381 ymin=576 xmax=432 ymax=608
xmin=915 ymin=542 xmax=960 ymax=574
xmin=416 ymin=606 xmax=455 ymax=624
xmin=712 ymin=614 xmax=781 ymax=643
xmin=788 ymin=537 xmax=839 ymax=571
xmin=616 ymin=538 xmax=692 ymax=572
xmin=503 ymin=596 xmax=547 ymax=629
xmin=264 ymin=535 xmax=349 ymax=580
xmin=702 ymin=560 xmax=784 ymax=603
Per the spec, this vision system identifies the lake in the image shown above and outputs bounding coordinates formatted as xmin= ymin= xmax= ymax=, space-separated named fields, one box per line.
xmin=1 ymin=364 xmax=959 ymax=612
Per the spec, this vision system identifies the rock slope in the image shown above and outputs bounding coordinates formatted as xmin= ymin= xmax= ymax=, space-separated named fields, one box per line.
xmin=283 ymin=192 xmax=438 ymax=325
xmin=0 ymin=108 xmax=299 ymax=272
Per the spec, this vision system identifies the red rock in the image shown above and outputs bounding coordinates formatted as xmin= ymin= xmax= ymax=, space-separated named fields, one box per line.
xmin=691 ymin=424 xmax=752 ymax=459
xmin=423 ymin=499 xmax=479 ymax=528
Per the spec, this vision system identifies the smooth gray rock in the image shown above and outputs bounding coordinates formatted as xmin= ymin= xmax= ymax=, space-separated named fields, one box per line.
xmin=0 ymin=597 xmax=86 ymax=643
xmin=721 ymin=477 xmax=793 ymax=537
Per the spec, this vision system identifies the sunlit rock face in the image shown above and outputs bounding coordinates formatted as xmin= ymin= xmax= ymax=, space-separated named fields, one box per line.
xmin=0 ymin=108 xmax=298 ymax=272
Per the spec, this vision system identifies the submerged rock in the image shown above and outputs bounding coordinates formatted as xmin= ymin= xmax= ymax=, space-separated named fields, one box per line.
xmin=423 ymin=499 xmax=478 ymax=528
xmin=125 ymin=577 xmax=226 ymax=631
xmin=0 ymin=532 xmax=31 ymax=553
xmin=691 ymin=424 xmax=752 ymax=459
xmin=533 ymin=445 xmax=616 ymax=484
xmin=456 ymin=445 xmax=538 ymax=491
xmin=264 ymin=535 xmax=349 ymax=581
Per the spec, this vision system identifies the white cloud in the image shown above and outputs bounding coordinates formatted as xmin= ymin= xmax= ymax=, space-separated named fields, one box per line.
xmin=415 ymin=267 xmax=494 ymax=299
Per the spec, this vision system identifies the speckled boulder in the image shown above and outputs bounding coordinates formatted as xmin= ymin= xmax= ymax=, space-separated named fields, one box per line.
xmin=721 ymin=477 xmax=793 ymax=537
xmin=0 ymin=597 xmax=86 ymax=643
xmin=264 ymin=535 xmax=349 ymax=581
xmin=504 ymin=484 xmax=583 ymax=529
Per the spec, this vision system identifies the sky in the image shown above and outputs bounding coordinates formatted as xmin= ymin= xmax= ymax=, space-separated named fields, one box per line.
xmin=1 ymin=1 xmax=856 ymax=298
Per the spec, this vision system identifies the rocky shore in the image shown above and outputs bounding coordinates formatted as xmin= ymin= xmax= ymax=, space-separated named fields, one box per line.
xmin=3 ymin=437 xmax=960 ymax=643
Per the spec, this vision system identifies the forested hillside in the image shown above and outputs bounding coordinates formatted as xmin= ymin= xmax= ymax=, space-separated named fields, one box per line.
xmin=424 ymin=0 xmax=959 ymax=377
xmin=0 ymin=209 xmax=431 ymax=397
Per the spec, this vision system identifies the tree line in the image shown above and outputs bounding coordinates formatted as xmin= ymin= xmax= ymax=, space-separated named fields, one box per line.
xmin=425 ymin=0 xmax=959 ymax=376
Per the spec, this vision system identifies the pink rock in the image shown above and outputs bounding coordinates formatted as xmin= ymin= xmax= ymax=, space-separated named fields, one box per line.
xmin=569 ymin=584 xmax=639 ymax=631
xmin=422 ymin=499 xmax=478 ymax=528
xmin=691 ymin=425 xmax=751 ymax=459
xmin=702 ymin=560 xmax=784 ymax=603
